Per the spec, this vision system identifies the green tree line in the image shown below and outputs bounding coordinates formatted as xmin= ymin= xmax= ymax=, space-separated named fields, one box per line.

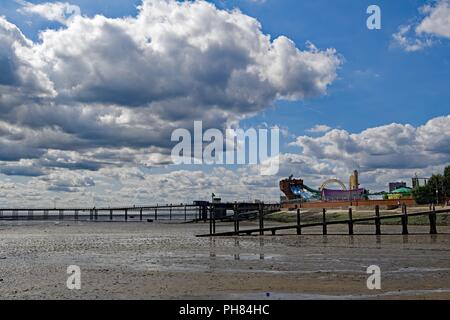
xmin=412 ymin=165 xmax=450 ymax=204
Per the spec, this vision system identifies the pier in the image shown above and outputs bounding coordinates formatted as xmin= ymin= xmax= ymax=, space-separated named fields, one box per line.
xmin=0 ymin=204 xmax=204 ymax=222
xmin=0 ymin=202 xmax=280 ymax=223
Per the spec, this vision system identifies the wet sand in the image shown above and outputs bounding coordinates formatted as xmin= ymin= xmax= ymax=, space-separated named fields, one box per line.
xmin=0 ymin=221 xmax=450 ymax=299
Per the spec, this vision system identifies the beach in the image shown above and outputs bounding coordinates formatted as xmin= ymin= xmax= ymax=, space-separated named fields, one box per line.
xmin=1 ymin=220 xmax=450 ymax=299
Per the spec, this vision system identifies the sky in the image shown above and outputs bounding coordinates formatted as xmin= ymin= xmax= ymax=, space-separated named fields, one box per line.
xmin=0 ymin=0 xmax=449 ymax=207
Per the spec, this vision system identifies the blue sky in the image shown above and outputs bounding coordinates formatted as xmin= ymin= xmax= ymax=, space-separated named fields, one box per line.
xmin=0 ymin=0 xmax=449 ymax=206
xmin=231 ymin=0 xmax=450 ymax=136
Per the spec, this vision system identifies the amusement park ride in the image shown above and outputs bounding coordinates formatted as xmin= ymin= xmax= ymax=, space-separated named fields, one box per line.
xmin=280 ymin=171 xmax=367 ymax=202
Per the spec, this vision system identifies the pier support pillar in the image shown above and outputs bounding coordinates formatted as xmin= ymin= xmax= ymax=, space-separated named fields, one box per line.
xmin=322 ymin=208 xmax=327 ymax=235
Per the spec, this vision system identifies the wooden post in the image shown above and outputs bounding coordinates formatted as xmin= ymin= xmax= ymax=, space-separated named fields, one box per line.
xmin=401 ymin=204 xmax=408 ymax=235
xmin=322 ymin=208 xmax=327 ymax=235
xmin=94 ymin=209 xmax=98 ymax=221
xmin=296 ymin=208 xmax=301 ymax=235
xmin=348 ymin=207 xmax=354 ymax=235
xmin=233 ymin=203 xmax=239 ymax=235
xmin=169 ymin=205 xmax=172 ymax=221
xmin=209 ymin=206 xmax=213 ymax=235
xmin=75 ymin=210 xmax=79 ymax=221
xmin=109 ymin=209 xmax=113 ymax=221
xmin=28 ymin=210 xmax=33 ymax=220
xmin=155 ymin=206 xmax=158 ymax=221
xmin=375 ymin=205 xmax=381 ymax=235
xmin=140 ymin=208 xmax=143 ymax=221
xmin=212 ymin=206 xmax=216 ymax=234
xmin=90 ymin=209 xmax=93 ymax=220
xmin=125 ymin=209 xmax=128 ymax=221
xmin=236 ymin=209 xmax=240 ymax=234
xmin=184 ymin=205 xmax=187 ymax=221
xmin=44 ymin=210 xmax=48 ymax=220
xmin=59 ymin=209 xmax=63 ymax=220
xmin=259 ymin=203 xmax=264 ymax=235
xmin=429 ymin=204 xmax=437 ymax=235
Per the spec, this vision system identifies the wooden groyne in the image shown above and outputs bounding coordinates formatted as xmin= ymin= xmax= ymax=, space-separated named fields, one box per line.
xmin=197 ymin=204 xmax=449 ymax=237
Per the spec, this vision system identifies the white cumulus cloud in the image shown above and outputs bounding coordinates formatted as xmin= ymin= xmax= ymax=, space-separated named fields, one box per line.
xmin=393 ymin=0 xmax=450 ymax=51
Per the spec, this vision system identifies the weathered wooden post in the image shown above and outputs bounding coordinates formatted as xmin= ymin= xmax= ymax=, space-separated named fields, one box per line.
xmin=296 ymin=208 xmax=301 ymax=235
xmin=209 ymin=205 xmax=213 ymax=235
xmin=75 ymin=210 xmax=79 ymax=221
xmin=259 ymin=203 xmax=264 ymax=235
xmin=233 ymin=203 xmax=239 ymax=235
xmin=169 ymin=205 xmax=172 ymax=221
xmin=125 ymin=209 xmax=128 ymax=221
xmin=235 ymin=204 xmax=240 ymax=235
xmin=184 ymin=205 xmax=187 ymax=221
xmin=94 ymin=209 xmax=98 ymax=221
xmin=140 ymin=208 xmax=143 ymax=221
xmin=401 ymin=204 xmax=408 ymax=235
xmin=89 ymin=209 xmax=93 ymax=220
xmin=429 ymin=204 xmax=437 ymax=235
xmin=322 ymin=208 xmax=327 ymax=235
xmin=212 ymin=206 xmax=216 ymax=234
xmin=109 ymin=209 xmax=113 ymax=221
xmin=348 ymin=207 xmax=354 ymax=235
xmin=375 ymin=205 xmax=381 ymax=235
